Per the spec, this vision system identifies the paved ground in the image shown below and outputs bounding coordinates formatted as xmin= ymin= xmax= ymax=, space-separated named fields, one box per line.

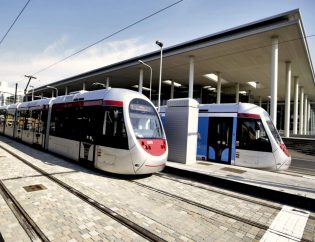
xmin=0 ymin=136 xmax=314 ymax=241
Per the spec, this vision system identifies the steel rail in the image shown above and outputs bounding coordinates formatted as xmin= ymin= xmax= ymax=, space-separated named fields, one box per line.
xmin=0 ymin=180 xmax=49 ymax=242
xmin=0 ymin=144 xmax=166 ymax=242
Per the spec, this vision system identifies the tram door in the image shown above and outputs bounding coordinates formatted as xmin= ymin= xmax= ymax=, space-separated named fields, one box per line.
xmin=208 ymin=117 xmax=233 ymax=164
xmin=79 ymin=108 xmax=96 ymax=164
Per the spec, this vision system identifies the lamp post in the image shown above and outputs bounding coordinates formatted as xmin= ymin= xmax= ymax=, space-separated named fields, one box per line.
xmin=138 ymin=60 xmax=152 ymax=100
xmin=46 ymin=85 xmax=58 ymax=97
xmin=156 ymin=40 xmax=163 ymax=112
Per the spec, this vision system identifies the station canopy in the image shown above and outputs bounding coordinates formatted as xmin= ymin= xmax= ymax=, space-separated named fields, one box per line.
xmin=34 ymin=9 xmax=315 ymax=104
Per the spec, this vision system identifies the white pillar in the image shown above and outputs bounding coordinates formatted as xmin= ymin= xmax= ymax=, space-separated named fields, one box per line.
xmin=293 ymin=77 xmax=299 ymax=134
xmin=188 ymin=56 xmax=194 ymax=98
xmin=51 ymin=90 xmax=54 ymax=98
xmin=259 ymin=96 xmax=262 ymax=107
xmin=312 ymin=109 xmax=315 ymax=134
xmin=83 ymin=82 xmax=86 ymax=90
xmin=106 ymin=77 xmax=110 ymax=88
xmin=235 ymin=82 xmax=239 ymax=103
xmin=170 ymin=80 xmax=174 ymax=99
xmin=299 ymin=87 xmax=304 ymax=135
xmin=307 ymin=103 xmax=311 ymax=134
xmin=216 ymin=71 xmax=221 ymax=104
xmin=284 ymin=61 xmax=291 ymax=138
xmin=304 ymin=96 xmax=308 ymax=135
xmin=65 ymin=86 xmax=68 ymax=95
xmin=270 ymin=36 xmax=279 ymax=126
xmin=139 ymin=68 xmax=143 ymax=93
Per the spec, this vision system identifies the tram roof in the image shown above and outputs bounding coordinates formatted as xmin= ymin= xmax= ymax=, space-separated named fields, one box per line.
xmin=34 ymin=9 xmax=315 ymax=103
xmin=199 ymin=103 xmax=260 ymax=113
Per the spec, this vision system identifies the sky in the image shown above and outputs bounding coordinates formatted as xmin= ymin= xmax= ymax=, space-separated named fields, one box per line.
xmin=0 ymin=0 xmax=314 ymax=91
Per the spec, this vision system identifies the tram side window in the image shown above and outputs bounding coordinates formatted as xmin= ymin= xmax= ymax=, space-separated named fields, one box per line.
xmin=17 ymin=111 xmax=30 ymax=130
xmin=41 ymin=110 xmax=48 ymax=134
xmin=0 ymin=111 xmax=5 ymax=129
xmin=50 ymin=107 xmax=81 ymax=140
xmin=5 ymin=113 xmax=15 ymax=127
xmin=30 ymin=110 xmax=42 ymax=132
xmin=99 ymin=106 xmax=128 ymax=149
xmin=236 ymin=118 xmax=272 ymax=152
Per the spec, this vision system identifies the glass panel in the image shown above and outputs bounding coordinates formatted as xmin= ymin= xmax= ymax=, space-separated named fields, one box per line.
xmin=236 ymin=117 xmax=272 ymax=152
xmin=263 ymin=111 xmax=283 ymax=144
xmin=0 ymin=110 xmax=5 ymax=130
xmin=129 ymin=98 xmax=163 ymax=139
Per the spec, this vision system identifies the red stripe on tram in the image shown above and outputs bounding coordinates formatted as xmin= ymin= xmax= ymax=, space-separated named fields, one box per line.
xmin=103 ymin=100 xmax=123 ymax=107
xmin=238 ymin=113 xmax=260 ymax=119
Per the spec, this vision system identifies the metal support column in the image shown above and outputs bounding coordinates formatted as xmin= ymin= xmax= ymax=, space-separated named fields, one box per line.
xmin=304 ymin=96 xmax=308 ymax=135
xmin=284 ymin=61 xmax=291 ymax=138
xmin=139 ymin=68 xmax=143 ymax=93
xmin=188 ymin=56 xmax=194 ymax=98
xmin=216 ymin=72 xmax=221 ymax=104
xmin=106 ymin=77 xmax=110 ymax=89
xmin=270 ymin=36 xmax=279 ymax=126
xmin=235 ymin=82 xmax=239 ymax=103
xmin=293 ymin=76 xmax=299 ymax=134
xmin=171 ymin=80 xmax=174 ymax=99
xmin=299 ymin=87 xmax=304 ymax=135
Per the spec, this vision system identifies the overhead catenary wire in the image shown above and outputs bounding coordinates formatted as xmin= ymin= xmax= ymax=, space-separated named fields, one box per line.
xmin=0 ymin=0 xmax=31 ymax=47
xmin=32 ymin=0 xmax=184 ymax=76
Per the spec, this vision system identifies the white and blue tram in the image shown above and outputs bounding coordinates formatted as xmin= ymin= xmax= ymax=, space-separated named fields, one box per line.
xmin=160 ymin=103 xmax=291 ymax=170
xmin=197 ymin=103 xmax=291 ymax=170
xmin=0 ymin=88 xmax=167 ymax=175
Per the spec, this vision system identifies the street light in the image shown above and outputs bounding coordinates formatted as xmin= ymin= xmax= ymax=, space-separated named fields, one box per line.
xmin=156 ymin=40 xmax=163 ymax=112
xmin=46 ymin=85 xmax=58 ymax=97
xmin=138 ymin=60 xmax=152 ymax=100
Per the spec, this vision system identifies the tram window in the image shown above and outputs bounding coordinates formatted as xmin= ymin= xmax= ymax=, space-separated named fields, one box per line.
xmin=0 ymin=111 xmax=5 ymax=129
xmin=41 ymin=110 xmax=48 ymax=134
xmin=236 ymin=118 xmax=272 ymax=152
xmin=263 ymin=111 xmax=283 ymax=144
xmin=16 ymin=111 xmax=31 ymax=130
xmin=129 ymin=98 xmax=163 ymax=139
xmin=50 ymin=107 xmax=81 ymax=140
xmin=99 ymin=106 xmax=128 ymax=149
xmin=31 ymin=110 xmax=42 ymax=132
xmin=5 ymin=113 xmax=14 ymax=127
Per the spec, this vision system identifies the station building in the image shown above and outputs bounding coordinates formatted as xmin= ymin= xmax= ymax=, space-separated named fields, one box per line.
xmin=32 ymin=9 xmax=315 ymax=137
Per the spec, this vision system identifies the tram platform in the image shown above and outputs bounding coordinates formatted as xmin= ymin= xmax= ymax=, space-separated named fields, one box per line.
xmin=164 ymin=151 xmax=315 ymax=211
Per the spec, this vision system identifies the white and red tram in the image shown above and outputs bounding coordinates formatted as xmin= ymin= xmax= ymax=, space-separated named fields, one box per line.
xmin=0 ymin=88 xmax=167 ymax=174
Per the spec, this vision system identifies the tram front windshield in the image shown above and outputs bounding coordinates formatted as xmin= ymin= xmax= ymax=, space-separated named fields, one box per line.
xmin=129 ymin=99 xmax=163 ymax=139
xmin=263 ymin=111 xmax=283 ymax=144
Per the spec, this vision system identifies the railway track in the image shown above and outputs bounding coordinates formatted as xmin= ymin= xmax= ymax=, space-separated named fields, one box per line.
xmin=156 ymin=172 xmax=315 ymax=218
xmin=1 ymin=139 xmax=314 ymax=241
xmin=155 ymin=173 xmax=282 ymax=210
xmin=131 ymin=179 xmax=270 ymax=230
xmin=156 ymin=171 xmax=315 ymax=220
xmin=0 ymin=144 xmax=166 ymax=242
xmin=0 ymin=179 xmax=49 ymax=242
xmin=131 ymin=177 xmax=314 ymax=242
